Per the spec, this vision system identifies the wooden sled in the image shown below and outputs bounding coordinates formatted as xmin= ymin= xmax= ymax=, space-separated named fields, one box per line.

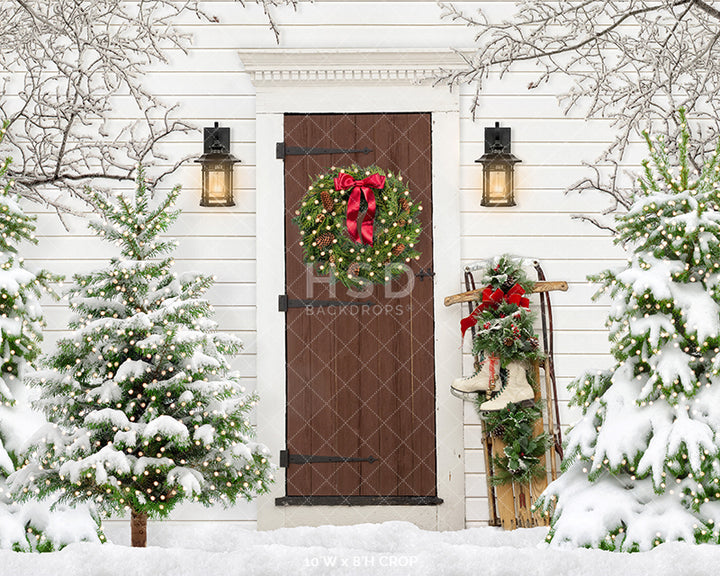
xmin=447 ymin=263 xmax=566 ymax=529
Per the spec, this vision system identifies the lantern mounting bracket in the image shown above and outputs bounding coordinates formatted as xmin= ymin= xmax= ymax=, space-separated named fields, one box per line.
xmin=204 ymin=122 xmax=231 ymax=154
xmin=484 ymin=121 xmax=512 ymax=154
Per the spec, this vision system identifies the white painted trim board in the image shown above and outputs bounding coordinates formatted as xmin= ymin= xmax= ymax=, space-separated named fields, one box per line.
xmin=251 ymin=51 xmax=464 ymax=531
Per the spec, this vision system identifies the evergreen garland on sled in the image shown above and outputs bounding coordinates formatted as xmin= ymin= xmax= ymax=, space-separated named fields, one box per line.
xmin=468 ymin=255 xmax=543 ymax=363
xmin=468 ymin=256 xmax=548 ymax=485
xmin=482 ymin=402 xmax=550 ymax=485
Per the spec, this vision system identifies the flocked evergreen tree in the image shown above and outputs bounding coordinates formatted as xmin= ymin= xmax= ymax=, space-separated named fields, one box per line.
xmin=0 ymin=125 xmax=103 ymax=551
xmin=537 ymin=111 xmax=720 ymax=551
xmin=11 ymin=168 xmax=273 ymax=547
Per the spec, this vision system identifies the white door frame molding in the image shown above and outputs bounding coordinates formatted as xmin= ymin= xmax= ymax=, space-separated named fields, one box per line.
xmin=247 ymin=49 xmax=465 ymax=531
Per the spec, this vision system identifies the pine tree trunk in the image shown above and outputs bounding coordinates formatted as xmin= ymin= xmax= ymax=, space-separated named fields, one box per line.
xmin=130 ymin=509 xmax=148 ymax=548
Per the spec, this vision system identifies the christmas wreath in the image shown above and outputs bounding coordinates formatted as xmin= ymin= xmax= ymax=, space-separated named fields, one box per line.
xmin=293 ymin=165 xmax=422 ymax=288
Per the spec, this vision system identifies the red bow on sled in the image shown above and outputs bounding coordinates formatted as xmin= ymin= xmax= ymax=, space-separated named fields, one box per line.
xmin=334 ymin=172 xmax=386 ymax=244
xmin=460 ymin=283 xmax=530 ymax=338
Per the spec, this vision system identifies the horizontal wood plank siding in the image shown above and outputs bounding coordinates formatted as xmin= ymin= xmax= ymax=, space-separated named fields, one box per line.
xmin=20 ymin=2 xmax=621 ymax=527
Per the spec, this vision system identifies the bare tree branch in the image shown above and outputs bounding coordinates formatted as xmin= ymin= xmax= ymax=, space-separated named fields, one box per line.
xmin=437 ymin=0 xmax=720 ymax=229
xmin=570 ymin=214 xmax=617 ymax=235
xmin=238 ymin=0 xmax=301 ymax=42
xmin=0 ymin=0 xmax=298 ymax=212
xmin=694 ymin=0 xmax=720 ymax=20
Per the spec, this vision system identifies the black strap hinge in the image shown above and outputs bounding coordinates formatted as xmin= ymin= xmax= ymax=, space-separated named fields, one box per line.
xmin=276 ymin=142 xmax=372 ymax=159
xmin=414 ymin=268 xmax=435 ymax=281
xmin=278 ymin=295 xmax=375 ymax=311
xmin=280 ymin=449 xmax=377 ymax=468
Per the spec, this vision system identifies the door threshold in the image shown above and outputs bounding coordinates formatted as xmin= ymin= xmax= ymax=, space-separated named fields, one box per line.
xmin=275 ymin=496 xmax=443 ymax=506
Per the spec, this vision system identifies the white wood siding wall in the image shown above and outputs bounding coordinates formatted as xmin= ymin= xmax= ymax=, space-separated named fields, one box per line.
xmin=22 ymin=2 xmax=632 ymax=534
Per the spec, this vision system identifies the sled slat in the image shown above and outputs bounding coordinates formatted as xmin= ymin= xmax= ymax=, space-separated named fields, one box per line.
xmin=490 ymin=438 xmax=517 ymax=531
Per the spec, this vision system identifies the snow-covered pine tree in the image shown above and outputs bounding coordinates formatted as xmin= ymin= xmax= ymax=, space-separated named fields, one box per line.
xmin=537 ymin=110 xmax=720 ymax=551
xmin=11 ymin=168 xmax=273 ymax=547
xmin=0 ymin=126 xmax=103 ymax=551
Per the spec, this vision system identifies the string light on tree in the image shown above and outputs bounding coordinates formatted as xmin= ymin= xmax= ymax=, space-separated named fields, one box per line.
xmin=10 ymin=167 xmax=273 ymax=548
xmin=0 ymin=123 xmax=104 ymax=551
xmin=536 ymin=110 xmax=720 ymax=552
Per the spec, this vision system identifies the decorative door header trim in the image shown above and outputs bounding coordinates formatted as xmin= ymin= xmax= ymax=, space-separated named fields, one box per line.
xmin=238 ymin=48 xmax=470 ymax=86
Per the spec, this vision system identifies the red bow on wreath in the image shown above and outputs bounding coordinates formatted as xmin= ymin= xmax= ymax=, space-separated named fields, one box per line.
xmin=334 ymin=172 xmax=386 ymax=244
xmin=460 ymin=283 xmax=530 ymax=338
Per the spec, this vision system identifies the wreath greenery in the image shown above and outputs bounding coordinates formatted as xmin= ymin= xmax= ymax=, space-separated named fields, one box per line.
xmin=293 ymin=165 xmax=422 ymax=288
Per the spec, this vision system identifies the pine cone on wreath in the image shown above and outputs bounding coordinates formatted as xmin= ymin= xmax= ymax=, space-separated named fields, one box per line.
xmin=491 ymin=424 xmax=506 ymax=438
xmin=399 ymin=198 xmax=410 ymax=212
xmin=392 ymin=244 xmax=405 ymax=256
xmin=347 ymin=262 xmax=361 ymax=277
xmin=321 ymin=190 xmax=334 ymax=212
xmin=316 ymin=232 xmax=334 ymax=248
xmin=397 ymin=219 xmax=407 ymax=227
xmin=503 ymin=337 xmax=515 ymax=347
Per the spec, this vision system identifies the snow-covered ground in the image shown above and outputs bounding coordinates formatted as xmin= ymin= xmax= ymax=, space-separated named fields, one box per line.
xmin=2 ymin=521 xmax=720 ymax=575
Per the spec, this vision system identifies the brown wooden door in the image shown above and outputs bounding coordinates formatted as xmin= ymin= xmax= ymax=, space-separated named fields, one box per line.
xmin=283 ymin=113 xmax=437 ymax=503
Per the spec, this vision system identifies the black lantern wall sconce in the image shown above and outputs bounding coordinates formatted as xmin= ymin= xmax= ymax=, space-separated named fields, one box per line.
xmin=195 ymin=122 xmax=240 ymax=207
xmin=475 ymin=122 xmax=521 ymax=207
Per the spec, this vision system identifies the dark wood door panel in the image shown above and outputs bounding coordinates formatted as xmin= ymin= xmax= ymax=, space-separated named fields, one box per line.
xmin=283 ymin=113 xmax=436 ymax=499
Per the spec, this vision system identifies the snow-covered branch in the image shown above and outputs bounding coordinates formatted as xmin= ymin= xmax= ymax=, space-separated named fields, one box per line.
xmin=438 ymin=0 xmax=720 ymax=224
xmin=0 ymin=0 xmax=297 ymax=212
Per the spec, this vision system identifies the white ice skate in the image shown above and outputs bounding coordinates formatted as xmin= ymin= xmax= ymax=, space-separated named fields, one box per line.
xmin=478 ymin=360 xmax=534 ymax=412
xmin=451 ymin=356 xmax=499 ymax=399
